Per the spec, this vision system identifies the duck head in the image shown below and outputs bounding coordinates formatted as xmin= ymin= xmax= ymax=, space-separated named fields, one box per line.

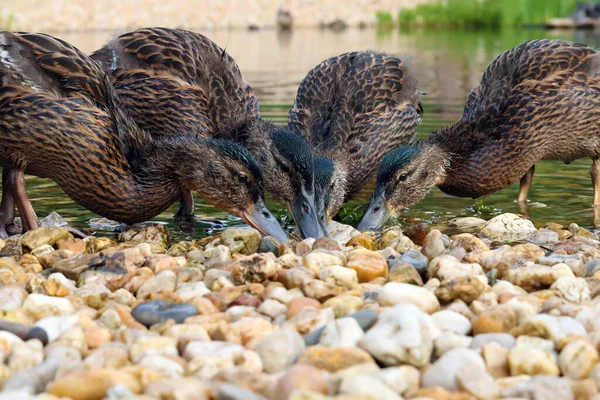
xmin=357 ymin=144 xmax=445 ymax=230
xmin=174 ymin=137 xmax=289 ymax=242
xmin=231 ymin=120 xmax=328 ymax=239
xmin=313 ymin=157 xmax=348 ymax=225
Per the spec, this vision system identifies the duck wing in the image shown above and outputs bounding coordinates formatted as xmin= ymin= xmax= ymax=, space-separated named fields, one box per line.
xmin=0 ymin=31 xmax=150 ymax=167
xmin=434 ymin=39 xmax=600 ymax=200
xmin=289 ymin=51 xmax=422 ymax=197
xmin=0 ymin=31 xmax=110 ymax=105
xmin=91 ymin=27 xmax=260 ymax=135
xmin=108 ymin=68 xmax=213 ymax=138
xmin=463 ymin=39 xmax=599 ymax=120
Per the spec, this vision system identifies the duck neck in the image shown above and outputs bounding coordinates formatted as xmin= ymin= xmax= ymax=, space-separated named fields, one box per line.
xmin=417 ymin=138 xmax=452 ymax=187
xmin=138 ymin=135 xmax=216 ymax=193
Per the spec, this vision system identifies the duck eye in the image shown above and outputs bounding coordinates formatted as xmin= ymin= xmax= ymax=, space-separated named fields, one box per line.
xmin=238 ymin=173 xmax=248 ymax=183
xmin=399 ymin=173 xmax=408 ymax=182
xmin=330 ymin=182 xmax=335 ymax=189
xmin=281 ymin=163 xmax=290 ymax=173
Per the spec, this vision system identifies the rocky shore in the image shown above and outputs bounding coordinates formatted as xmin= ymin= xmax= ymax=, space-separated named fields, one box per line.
xmin=1 ymin=213 xmax=600 ymax=399
xmin=1 ymin=0 xmax=428 ymax=33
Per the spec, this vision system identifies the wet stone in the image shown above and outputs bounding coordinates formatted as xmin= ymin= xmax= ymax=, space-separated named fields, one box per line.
xmin=132 ymin=300 xmax=198 ymax=328
xmin=400 ymin=250 xmax=429 ymax=276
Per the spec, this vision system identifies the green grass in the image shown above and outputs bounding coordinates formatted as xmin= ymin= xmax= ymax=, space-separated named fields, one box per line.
xmin=398 ymin=0 xmax=583 ymax=30
xmin=376 ymin=11 xmax=395 ymax=28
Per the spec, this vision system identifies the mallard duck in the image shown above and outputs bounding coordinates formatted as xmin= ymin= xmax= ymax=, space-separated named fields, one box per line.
xmin=288 ymin=51 xmax=423 ymax=224
xmin=91 ymin=27 xmax=326 ymax=239
xmin=358 ymin=39 xmax=600 ymax=229
xmin=0 ymin=31 xmax=288 ymax=241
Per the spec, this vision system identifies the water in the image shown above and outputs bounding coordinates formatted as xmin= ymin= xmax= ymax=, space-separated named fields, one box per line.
xmin=19 ymin=27 xmax=600 ymax=239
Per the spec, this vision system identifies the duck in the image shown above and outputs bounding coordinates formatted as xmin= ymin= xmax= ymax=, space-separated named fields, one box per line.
xmin=358 ymin=39 xmax=600 ymax=230
xmin=0 ymin=31 xmax=288 ymax=241
xmin=288 ymin=51 xmax=423 ymax=224
xmin=90 ymin=27 xmax=326 ymax=239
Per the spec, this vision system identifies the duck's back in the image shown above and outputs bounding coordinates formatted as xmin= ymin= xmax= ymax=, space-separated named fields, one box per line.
xmin=462 ymin=39 xmax=600 ymax=122
xmin=436 ymin=39 xmax=600 ymax=198
xmin=0 ymin=31 xmax=110 ymax=105
xmin=91 ymin=27 xmax=260 ymax=137
xmin=289 ymin=51 xmax=422 ymax=197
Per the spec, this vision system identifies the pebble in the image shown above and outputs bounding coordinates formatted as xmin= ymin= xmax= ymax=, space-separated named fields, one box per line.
xmin=422 ymin=229 xmax=446 ymax=259
xmin=230 ymin=253 xmax=277 ymax=284
xmin=502 ymin=376 xmax=574 ymax=399
xmin=480 ymin=213 xmax=537 ymax=241
xmin=400 ymin=250 xmax=428 ymax=275
xmin=21 ymin=227 xmax=72 ymax=251
xmin=388 ymin=261 xmax=423 ymax=285
xmin=508 ymin=345 xmax=560 ymax=376
xmin=318 ymin=317 xmax=364 ymax=347
xmin=220 ymin=228 xmax=262 ymax=255
xmin=48 ymin=368 xmax=142 ymax=400
xmin=131 ymin=300 xmax=198 ymax=327
xmin=3 ymin=214 xmax=600 ymax=399
xmin=339 ymin=374 xmax=402 ymax=400
xmin=378 ymin=282 xmax=440 ymax=313
xmin=136 ymin=270 xmax=177 ymax=299
xmin=255 ymin=327 xmax=305 ymax=373
xmin=274 ymin=364 xmax=328 ymax=399
xmin=559 ymin=340 xmax=599 ymax=379
xmin=22 ymin=294 xmax=75 ymax=318
xmin=217 ymin=383 xmax=269 ymax=400
xmin=359 ymin=303 xmax=439 ymax=367
xmin=431 ymin=310 xmax=472 ymax=335
xmin=298 ymin=345 xmax=375 ymax=372
xmin=422 ymin=348 xmax=488 ymax=390
xmin=470 ymin=333 xmax=516 ymax=350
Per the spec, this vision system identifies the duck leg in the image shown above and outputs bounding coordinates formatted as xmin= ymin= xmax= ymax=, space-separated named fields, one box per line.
xmin=173 ymin=190 xmax=195 ymax=221
xmin=0 ymin=169 xmax=16 ymax=238
xmin=592 ymin=158 xmax=600 ymax=228
xmin=9 ymin=169 xmax=39 ymax=233
xmin=517 ymin=165 xmax=535 ymax=216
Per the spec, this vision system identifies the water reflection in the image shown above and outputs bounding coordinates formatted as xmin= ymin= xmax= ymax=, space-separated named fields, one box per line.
xmin=21 ymin=27 xmax=600 ymax=239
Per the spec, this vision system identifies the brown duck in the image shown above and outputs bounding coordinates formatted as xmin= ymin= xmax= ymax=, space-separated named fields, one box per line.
xmin=91 ymin=27 xmax=326 ymax=239
xmin=288 ymin=51 xmax=423 ymax=223
xmin=0 ymin=31 xmax=287 ymax=241
xmin=358 ymin=39 xmax=600 ymax=230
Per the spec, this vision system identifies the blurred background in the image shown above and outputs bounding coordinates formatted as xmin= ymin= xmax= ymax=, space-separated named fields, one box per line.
xmin=3 ymin=0 xmax=600 ymax=237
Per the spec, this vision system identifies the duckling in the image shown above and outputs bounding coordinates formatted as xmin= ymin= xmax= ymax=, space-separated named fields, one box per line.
xmin=91 ymin=27 xmax=325 ymax=239
xmin=288 ymin=51 xmax=423 ymax=224
xmin=0 ymin=31 xmax=287 ymax=241
xmin=358 ymin=39 xmax=600 ymax=230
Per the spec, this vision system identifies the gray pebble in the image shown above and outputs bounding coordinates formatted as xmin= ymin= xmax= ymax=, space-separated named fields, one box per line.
xmin=132 ymin=300 xmax=198 ymax=327
xmin=3 ymin=357 xmax=59 ymax=394
xmin=587 ymin=259 xmax=600 ymax=277
xmin=400 ymin=250 xmax=429 ymax=276
xmin=258 ymin=236 xmax=280 ymax=256
xmin=304 ymin=308 xmax=379 ymax=346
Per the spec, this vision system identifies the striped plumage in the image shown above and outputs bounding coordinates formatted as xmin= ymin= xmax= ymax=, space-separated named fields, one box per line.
xmin=359 ymin=39 xmax=600 ymax=230
xmin=0 ymin=31 xmax=287 ymax=240
xmin=288 ymin=51 xmax=423 ymax=221
xmin=91 ymin=27 xmax=325 ymax=239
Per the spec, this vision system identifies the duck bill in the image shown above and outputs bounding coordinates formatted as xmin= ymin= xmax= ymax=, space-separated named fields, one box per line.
xmin=288 ymin=189 xmax=328 ymax=239
xmin=240 ymin=198 xmax=289 ymax=242
xmin=357 ymin=193 xmax=392 ymax=231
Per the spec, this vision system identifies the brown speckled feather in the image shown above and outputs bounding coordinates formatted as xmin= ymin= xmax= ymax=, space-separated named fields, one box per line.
xmin=0 ymin=31 xmax=271 ymax=229
xmin=90 ymin=27 xmax=260 ymax=136
xmin=289 ymin=51 xmax=422 ymax=198
xmin=434 ymin=39 xmax=600 ymax=197
xmin=0 ymin=32 xmax=109 ymax=105
xmin=108 ymin=68 xmax=214 ymax=138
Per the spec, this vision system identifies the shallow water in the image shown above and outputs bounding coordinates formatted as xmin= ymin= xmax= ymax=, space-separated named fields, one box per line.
xmin=19 ymin=27 xmax=600 ymax=240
